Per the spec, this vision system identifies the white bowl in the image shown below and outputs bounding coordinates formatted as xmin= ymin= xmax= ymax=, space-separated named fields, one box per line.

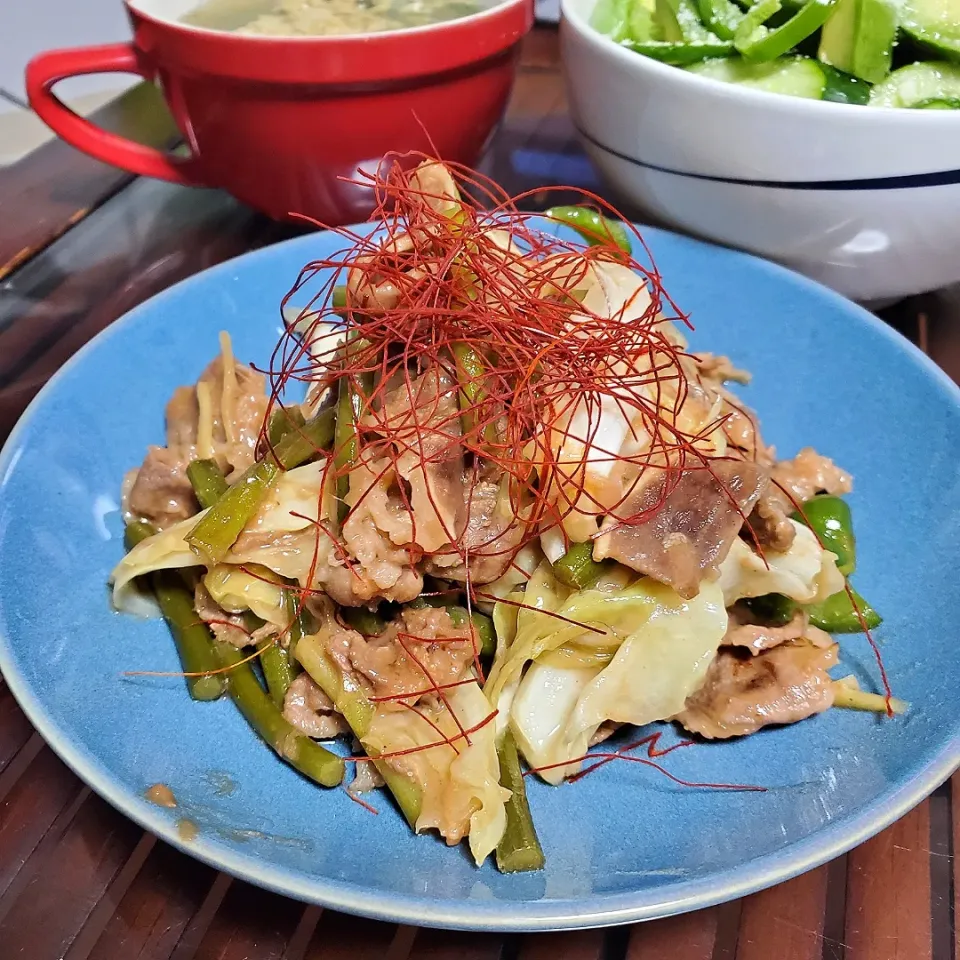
xmin=560 ymin=0 xmax=960 ymax=303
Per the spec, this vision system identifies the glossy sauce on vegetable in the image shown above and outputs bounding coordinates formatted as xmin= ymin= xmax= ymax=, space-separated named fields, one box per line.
xmin=182 ymin=0 xmax=485 ymax=35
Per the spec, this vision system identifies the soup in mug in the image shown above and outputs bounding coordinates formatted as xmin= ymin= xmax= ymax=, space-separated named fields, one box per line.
xmin=181 ymin=0 xmax=486 ymax=35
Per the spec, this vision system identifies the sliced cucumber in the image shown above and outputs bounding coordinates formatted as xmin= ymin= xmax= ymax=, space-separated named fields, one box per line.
xmin=591 ymin=0 xmax=680 ymax=43
xmin=695 ymin=0 xmax=746 ymax=38
xmin=913 ymin=95 xmax=960 ymax=106
xmin=819 ymin=0 xmax=898 ymax=83
xmin=590 ymin=0 xmax=631 ymax=39
xmin=869 ymin=60 xmax=960 ymax=105
xmin=820 ymin=63 xmax=873 ymax=101
xmin=628 ymin=0 xmax=661 ymax=40
xmin=655 ymin=0 xmax=718 ymax=39
xmin=902 ymin=0 xmax=960 ymax=63
xmin=685 ymin=54 xmax=828 ymax=97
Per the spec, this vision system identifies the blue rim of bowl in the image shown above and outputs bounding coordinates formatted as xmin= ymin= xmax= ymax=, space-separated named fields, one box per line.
xmin=0 ymin=227 xmax=958 ymax=932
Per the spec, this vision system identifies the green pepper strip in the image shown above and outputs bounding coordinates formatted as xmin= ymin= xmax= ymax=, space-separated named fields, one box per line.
xmin=331 ymin=285 xmax=348 ymax=311
xmin=259 ymin=642 xmax=298 ymax=709
xmin=736 ymin=0 xmax=836 ymax=59
xmin=340 ymin=606 xmax=390 ymax=636
xmin=741 ymin=592 xmax=798 ymax=626
xmin=622 ymin=38 xmax=735 ymax=61
xmin=186 ymin=459 xmax=280 ymax=566
xmin=792 ymin=495 xmax=856 ymax=576
xmin=732 ymin=0 xmax=781 ymax=48
xmin=185 ymin=407 xmax=335 ymax=566
xmin=237 ymin=592 xmax=302 ymax=710
xmin=125 ymin=521 xmax=226 ymax=702
xmin=452 ymin=343 xmax=499 ymax=448
xmin=259 ymin=605 xmax=300 ymax=709
xmin=186 ymin=459 xmax=229 ymax=510
xmin=496 ymin=730 xmax=545 ymax=873
xmin=213 ymin=639 xmax=344 ymax=787
xmin=267 ymin=406 xmax=307 ymax=448
xmin=807 ymin=587 xmax=882 ymax=634
xmin=333 ymin=339 xmax=372 ymax=527
xmin=447 ymin=608 xmax=497 ymax=657
xmin=296 ymin=634 xmax=422 ymax=825
xmin=694 ymin=0 xmax=745 ymax=38
xmin=552 ymin=541 xmax=616 ymax=590
xmin=186 ymin=458 xmax=300 ymax=706
xmin=543 ymin=206 xmax=632 ymax=256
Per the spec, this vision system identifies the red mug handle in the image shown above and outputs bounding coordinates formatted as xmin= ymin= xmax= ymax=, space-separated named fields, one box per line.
xmin=26 ymin=43 xmax=201 ymax=185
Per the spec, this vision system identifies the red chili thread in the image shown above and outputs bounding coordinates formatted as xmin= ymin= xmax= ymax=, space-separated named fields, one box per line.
xmin=525 ymin=733 xmax=766 ymax=792
xmin=345 ymin=788 xmax=380 ymax=815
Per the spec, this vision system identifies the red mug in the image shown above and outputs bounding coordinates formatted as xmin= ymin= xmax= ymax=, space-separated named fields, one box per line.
xmin=26 ymin=0 xmax=533 ymax=224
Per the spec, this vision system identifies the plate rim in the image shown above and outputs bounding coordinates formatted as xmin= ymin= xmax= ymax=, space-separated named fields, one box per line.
xmin=1 ymin=224 xmax=959 ymax=932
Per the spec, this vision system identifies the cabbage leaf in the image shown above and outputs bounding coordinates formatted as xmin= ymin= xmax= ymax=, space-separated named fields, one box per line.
xmin=296 ymin=627 xmax=508 ymax=865
xmin=716 ymin=520 xmax=844 ymax=606
xmin=363 ymin=681 xmax=509 ymax=865
xmin=111 ymin=462 xmax=326 ymax=610
xmin=509 ymin=579 xmax=728 ymax=783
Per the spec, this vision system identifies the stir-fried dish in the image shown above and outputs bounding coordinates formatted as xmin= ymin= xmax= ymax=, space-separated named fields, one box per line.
xmin=112 ymin=157 xmax=900 ymax=873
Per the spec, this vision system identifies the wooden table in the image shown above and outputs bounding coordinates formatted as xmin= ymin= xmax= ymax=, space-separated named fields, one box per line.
xmin=0 ymin=25 xmax=957 ymax=960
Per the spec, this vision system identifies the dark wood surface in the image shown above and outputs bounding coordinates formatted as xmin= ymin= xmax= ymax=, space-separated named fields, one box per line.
xmin=0 ymin=26 xmax=958 ymax=960
xmin=0 ymin=82 xmax=179 ymax=283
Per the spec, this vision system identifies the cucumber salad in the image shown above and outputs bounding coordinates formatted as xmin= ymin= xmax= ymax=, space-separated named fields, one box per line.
xmin=591 ymin=0 xmax=960 ymax=106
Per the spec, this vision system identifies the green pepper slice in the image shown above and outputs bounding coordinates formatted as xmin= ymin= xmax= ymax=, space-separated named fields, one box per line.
xmin=807 ymin=587 xmax=882 ymax=633
xmin=622 ymin=38 xmax=736 ymax=61
xmin=543 ymin=206 xmax=632 ymax=256
xmin=736 ymin=0 xmax=836 ymax=60
xmin=694 ymin=0 xmax=746 ymax=38
xmin=741 ymin=592 xmax=798 ymax=625
xmin=733 ymin=0 xmax=782 ymax=49
xmin=792 ymin=494 xmax=856 ymax=575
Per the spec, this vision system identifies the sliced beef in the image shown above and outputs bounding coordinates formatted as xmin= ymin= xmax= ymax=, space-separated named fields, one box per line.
xmin=126 ymin=447 xmax=199 ymax=529
xmin=721 ymin=606 xmax=808 ymax=655
xmin=425 ymin=476 xmax=525 ymax=585
xmin=339 ymin=457 xmax=422 ymax=605
xmin=282 ymin=673 xmax=349 ymax=739
xmin=165 ymin=355 xmax=268 ymax=476
xmin=165 ymin=386 xmax=201 ymax=449
xmin=321 ymin=560 xmax=423 ymax=608
xmin=374 ymin=367 xmax=523 ymax=585
xmin=379 ymin=367 xmax=465 ymax=553
xmin=746 ymin=488 xmax=796 ymax=553
xmin=128 ymin=346 xmax=269 ymax=528
xmin=329 ymin=606 xmax=475 ymax=702
xmin=593 ymin=459 xmax=768 ymax=599
xmin=772 ymin=448 xmax=852 ymax=504
xmin=675 ymin=640 xmax=838 ymax=739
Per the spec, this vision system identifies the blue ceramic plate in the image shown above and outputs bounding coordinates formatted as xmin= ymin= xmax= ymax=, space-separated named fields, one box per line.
xmin=0 ymin=225 xmax=958 ymax=932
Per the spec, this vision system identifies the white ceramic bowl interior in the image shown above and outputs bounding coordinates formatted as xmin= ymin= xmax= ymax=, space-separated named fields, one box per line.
xmin=560 ymin=0 xmax=960 ymax=302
